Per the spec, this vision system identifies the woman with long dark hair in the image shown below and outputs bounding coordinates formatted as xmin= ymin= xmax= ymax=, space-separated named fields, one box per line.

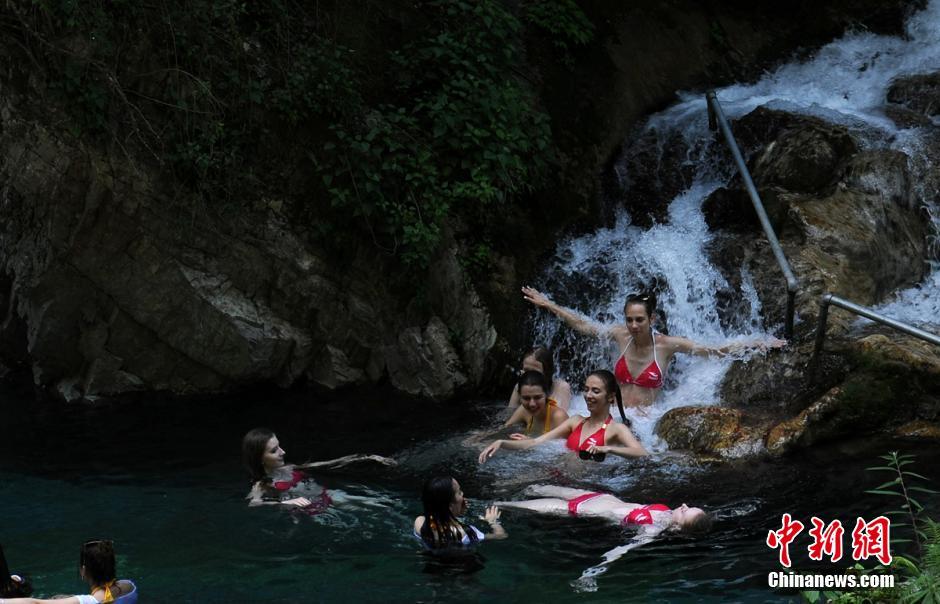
xmin=503 ymin=370 xmax=569 ymax=437
xmin=0 ymin=544 xmax=32 ymax=598
xmin=242 ymin=427 xmax=396 ymax=511
xmin=521 ymin=287 xmax=785 ymax=409
xmin=2 ymin=540 xmax=137 ymax=604
xmin=414 ymin=477 xmax=507 ymax=549
xmin=480 ymin=370 xmax=647 ymax=464
xmin=507 ymin=346 xmax=572 ymax=411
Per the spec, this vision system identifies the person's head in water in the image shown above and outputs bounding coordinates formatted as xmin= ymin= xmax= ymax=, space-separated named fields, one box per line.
xmin=585 ymin=369 xmax=628 ymax=425
xmin=520 ymin=346 xmax=555 ymax=385
xmin=79 ymin=540 xmax=116 ymax=587
xmin=671 ymin=504 xmax=713 ymax=535
xmin=242 ymin=427 xmax=286 ymax=482
xmin=420 ymin=476 xmax=476 ymax=548
xmin=624 ymin=292 xmax=658 ymax=337
xmin=516 ymin=370 xmax=551 ymax=414
xmin=0 ymin=543 xmax=32 ymax=598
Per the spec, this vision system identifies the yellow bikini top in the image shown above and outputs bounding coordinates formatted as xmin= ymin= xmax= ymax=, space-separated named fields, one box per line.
xmin=525 ymin=398 xmax=559 ymax=435
xmin=93 ymin=580 xmax=117 ymax=603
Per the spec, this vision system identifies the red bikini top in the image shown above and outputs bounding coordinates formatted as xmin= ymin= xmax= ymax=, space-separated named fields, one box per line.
xmin=614 ymin=336 xmax=664 ymax=389
xmin=566 ymin=415 xmax=613 ymax=451
xmin=622 ymin=503 xmax=670 ymax=526
xmin=272 ymin=470 xmax=305 ymax=491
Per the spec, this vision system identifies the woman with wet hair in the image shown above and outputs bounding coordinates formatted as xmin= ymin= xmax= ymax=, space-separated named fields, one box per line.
xmin=507 ymin=346 xmax=572 ymax=411
xmin=522 ymin=287 xmax=785 ymax=408
xmin=503 ymin=370 xmax=569 ymax=437
xmin=480 ymin=370 xmax=647 ymax=464
xmin=242 ymin=427 xmax=396 ymax=511
xmin=495 ymin=484 xmax=713 ymax=590
xmin=414 ymin=476 xmax=507 ymax=549
xmin=2 ymin=540 xmax=137 ymax=603
xmin=0 ymin=544 xmax=32 ymax=599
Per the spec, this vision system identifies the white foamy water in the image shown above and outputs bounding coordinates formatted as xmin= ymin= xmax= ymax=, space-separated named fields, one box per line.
xmin=528 ymin=0 xmax=940 ymax=449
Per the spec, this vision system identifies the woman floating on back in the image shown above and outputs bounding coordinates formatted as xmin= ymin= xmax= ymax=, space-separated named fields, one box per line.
xmin=496 ymin=484 xmax=712 ymax=591
xmin=242 ymin=428 xmax=396 ymax=512
xmin=480 ymin=370 xmax=647 ymax=464
xmin=522 ymin=287 xmax=785 ymax=409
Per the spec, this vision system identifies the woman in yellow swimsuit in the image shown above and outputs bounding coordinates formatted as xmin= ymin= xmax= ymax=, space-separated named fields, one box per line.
xmin=503 ymin=371 xmax=569 ymax=438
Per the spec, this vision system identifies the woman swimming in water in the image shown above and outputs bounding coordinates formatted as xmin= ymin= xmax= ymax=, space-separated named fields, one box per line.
xmin=503 ymin=371 xmax=569 ymax=438
xmin=479 ymin=370 xmax=647 ymax=464
xmin=242 ymin=428 xmax=396 ymax=511
xmin=496 ymin=484 xmax=712 ymax=591
xmin=507 ymin=346 xmax=572 ymax=411
xmin=522 ymin=287 xmax=785 ymax=408
xmin=0 ymin=544 xmax=32 ymax=599
xmin=2 ymin=539 xmax=137 ymax=604
xmin=414 ymin=476 xmax=507 ymax=549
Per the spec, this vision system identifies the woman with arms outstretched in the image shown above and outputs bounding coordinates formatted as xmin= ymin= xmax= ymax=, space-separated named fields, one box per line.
xmin=522 ymin=287 xmax=785 ymax=409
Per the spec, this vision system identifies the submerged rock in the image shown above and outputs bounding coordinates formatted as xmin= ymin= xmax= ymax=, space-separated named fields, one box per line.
xmin=886 ymin=72 xmax=940 ymax=118
xmin=655 ymin=405 xmax=765 ymax=458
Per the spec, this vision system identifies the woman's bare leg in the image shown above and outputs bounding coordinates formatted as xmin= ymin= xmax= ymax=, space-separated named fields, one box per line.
xmin=495 ymin=497 xmax=568 ymax=515
xmin=524 ymin=484 xmax=597 ymax=499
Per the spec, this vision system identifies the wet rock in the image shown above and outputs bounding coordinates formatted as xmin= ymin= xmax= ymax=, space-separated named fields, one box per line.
xmin=765 ymin=369 xmax=920 ymax=455
xmin=893 ymin=420 xmax=940 ymax=440
xmin=886 ymin=72 xmax=940 ymax=117
xmin=385 ymin=316 xmax=468 ymax=400
xmin=656 ymin=405 xmax=765 ymax=458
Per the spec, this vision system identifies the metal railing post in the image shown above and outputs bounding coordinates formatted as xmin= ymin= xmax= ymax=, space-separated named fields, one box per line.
xmin=810 ymin=293 xmax=940 ymax=381
xmin=706 ymin=90 xmax=799 ymax=339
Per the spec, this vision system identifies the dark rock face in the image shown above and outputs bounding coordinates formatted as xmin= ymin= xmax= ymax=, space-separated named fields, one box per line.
xmin=887 ymin=72 xmax=940 ymax=117
xmin=0 ymin=115 xmax=496 ymax=401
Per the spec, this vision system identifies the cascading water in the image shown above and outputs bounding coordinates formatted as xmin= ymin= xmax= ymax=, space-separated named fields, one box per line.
xmin=529 ymin=0 xmax=940 ymax=449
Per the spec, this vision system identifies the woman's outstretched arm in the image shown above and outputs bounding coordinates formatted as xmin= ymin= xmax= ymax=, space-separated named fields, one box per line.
xmin=296 ymin=454 xmax=397 ymax=470
xmin=571 ymin=529 xmax=660 ymax=592
xmin=661 ymin=334 xmax=786 ymax=359
xmin=479 ymin=416 xmax=580 ymax=463
xmin=522 ymin=287 xmax=610 ymax=338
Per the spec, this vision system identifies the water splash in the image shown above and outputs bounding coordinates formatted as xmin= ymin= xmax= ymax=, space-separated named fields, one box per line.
xmin=529 ymin=0 xmax=940 ymax=447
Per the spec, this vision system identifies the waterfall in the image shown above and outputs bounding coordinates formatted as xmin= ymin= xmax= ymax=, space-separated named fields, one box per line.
xmin=529 ymin=0 xmax=940 ymax=449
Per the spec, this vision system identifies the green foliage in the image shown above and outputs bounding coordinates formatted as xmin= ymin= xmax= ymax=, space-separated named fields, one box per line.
xmin=801 ymin=452 xmax=940 ymax=604
xmin=524 ymin=0 xmax=594 ymax=53
xmin=9 ymin=0 xmax=563 ymax=271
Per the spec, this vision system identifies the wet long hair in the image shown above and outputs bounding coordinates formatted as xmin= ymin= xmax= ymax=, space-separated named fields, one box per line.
xmin=523 ymin=346 xmax=555 ymax=386
xmin=588 ymin=369 xmax=629 ymax=426
xmin=80 ymin=540 xmax=116 ymax=586
xmin=515 ymin=369 xmax=550 ymax=395
xmin=419 ymin=476 xmax=478 ymax=549
xmin=242 ymin=427 xmax=276 ymax=483
xmin=0 ymin=544 xmax=32 ymax=597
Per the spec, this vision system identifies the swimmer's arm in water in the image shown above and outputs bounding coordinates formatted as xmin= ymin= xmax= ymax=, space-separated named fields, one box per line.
xmin=502 ymin=404 xmax=530 ymax=431
xmin=573 ymin=528 xmax=659 ymax=589
xmin=296 ymin=454 xmax=397 ymax=470
xmin=522 ymin=286 xmax=608 ymax=338
xmin=588 ymin=424 xmax=648 ymax=458
xmin=246 ymin=482 xmax=312 ymax=508
xmin=479 ymin=416 xmax=578 ymax=463
xmin=482 ymin=505 xmax=508 ymax=540
xmin=663 ymin=334 xmax=787 ymax=359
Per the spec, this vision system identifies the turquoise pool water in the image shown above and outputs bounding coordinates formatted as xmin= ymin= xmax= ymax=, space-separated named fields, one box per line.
xmin=1 ymin=384 xmax=937 ymax=603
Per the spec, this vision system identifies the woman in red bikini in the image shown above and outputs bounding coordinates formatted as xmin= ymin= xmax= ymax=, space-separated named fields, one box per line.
xmin=521 ymin=287 xmax=785 ymax=409
xmin=496 ymin=484 xmax=712 ymax=591
xmin=479 ymin=370 xmax=647 ymax=464
xmin=241 ymin=428 xmax=396 ymax=511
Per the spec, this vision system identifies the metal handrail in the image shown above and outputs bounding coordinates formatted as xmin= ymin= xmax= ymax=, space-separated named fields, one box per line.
xmin=812 ymin=294 xmax=940 ymax=374
xmin=706 ymin=90 xmax=799 ymax=338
